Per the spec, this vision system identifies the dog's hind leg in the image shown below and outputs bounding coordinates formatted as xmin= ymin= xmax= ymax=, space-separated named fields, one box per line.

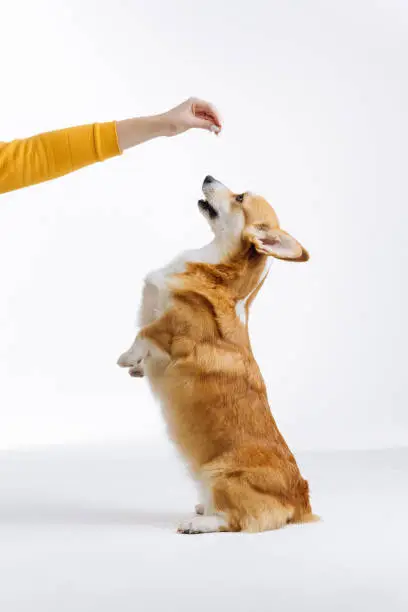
xmin=210 ymin=471 xmax=294 ymax=534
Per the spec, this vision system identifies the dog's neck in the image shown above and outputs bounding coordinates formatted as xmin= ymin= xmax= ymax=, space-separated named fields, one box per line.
xmin=187 ymin=240 xmax=270 ymax=305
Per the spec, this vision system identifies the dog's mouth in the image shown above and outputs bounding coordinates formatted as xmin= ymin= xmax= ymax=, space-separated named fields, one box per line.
xmin=198 ymin=199 xmax=218 ymax=220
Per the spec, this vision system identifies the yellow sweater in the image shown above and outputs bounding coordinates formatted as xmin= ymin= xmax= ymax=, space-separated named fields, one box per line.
xmin=0 ymin=122 xmax=121 ymax=194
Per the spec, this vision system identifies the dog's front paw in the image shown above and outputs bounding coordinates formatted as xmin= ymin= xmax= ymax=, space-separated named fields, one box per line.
xmin=129 ymin=362 xmax=145 ymax=378
xmin=117 ymin=351 xmax=134 ymax=368
xmin=117 ymin=338 xmax=148 ymax=369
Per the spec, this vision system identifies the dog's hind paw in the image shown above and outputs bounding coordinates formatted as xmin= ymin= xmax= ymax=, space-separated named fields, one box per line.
xmin=177 ymin=514 xmax=227 ymax=534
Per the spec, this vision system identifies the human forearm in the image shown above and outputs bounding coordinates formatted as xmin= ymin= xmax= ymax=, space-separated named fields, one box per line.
xmin=115 ymin=114 xmax=174 ymax=151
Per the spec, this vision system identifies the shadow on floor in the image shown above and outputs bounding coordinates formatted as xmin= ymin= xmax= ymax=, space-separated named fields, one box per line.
xmin=0 ymin=503 xmax=184 ymax=529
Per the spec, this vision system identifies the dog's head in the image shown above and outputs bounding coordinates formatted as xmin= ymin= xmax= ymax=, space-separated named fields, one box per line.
xmin=199 ymin=176 xmax=309 ymax=262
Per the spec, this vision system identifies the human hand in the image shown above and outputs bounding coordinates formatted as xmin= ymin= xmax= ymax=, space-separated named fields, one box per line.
xmin=116 ymin=98 xmax=222 ymax=151
xmin=159 ymin=97 xmax=222 ymax=137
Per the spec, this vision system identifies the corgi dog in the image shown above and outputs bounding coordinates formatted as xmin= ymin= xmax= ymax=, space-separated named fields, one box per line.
xmin=118 ymin=176 xmax=317 ymax=534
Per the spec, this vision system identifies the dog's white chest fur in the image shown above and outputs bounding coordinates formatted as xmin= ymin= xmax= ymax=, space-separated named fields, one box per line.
xmin=144 ymin=241 xmax=226 ymax=316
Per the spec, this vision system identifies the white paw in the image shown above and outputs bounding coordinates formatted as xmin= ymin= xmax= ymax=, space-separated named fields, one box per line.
xmin=129 ymin=362 xmax=145 ymax=377
xmin=117 ymin=339 xmax=148 ymax=368
xmin=117 ymin=351 xmax=138 ymax=368
xmin=177 ymin=514 xmax=227 ymax=534
xmin=195 ymin=503 xmax=205 ymax=515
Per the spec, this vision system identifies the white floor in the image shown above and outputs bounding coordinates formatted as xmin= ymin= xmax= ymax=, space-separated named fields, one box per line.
xmin=0 ymin=442 xmax=407 ymax=612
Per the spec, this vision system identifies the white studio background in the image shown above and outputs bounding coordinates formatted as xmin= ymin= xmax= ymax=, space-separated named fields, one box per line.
xmin=0 ymin=0 xmax=407 ymax=452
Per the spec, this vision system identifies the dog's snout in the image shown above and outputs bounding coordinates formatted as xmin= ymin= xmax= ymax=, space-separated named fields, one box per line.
xmin=202 ymin=176 xmax=228 ymax=198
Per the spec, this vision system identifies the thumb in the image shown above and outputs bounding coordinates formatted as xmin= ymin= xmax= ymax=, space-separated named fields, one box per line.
xmin=190 ymin=117 xmax=221 ymax=133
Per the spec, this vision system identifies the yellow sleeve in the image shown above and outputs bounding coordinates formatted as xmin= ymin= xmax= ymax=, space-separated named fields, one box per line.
xmin=0 ymin=121 xmax=121 ymax=195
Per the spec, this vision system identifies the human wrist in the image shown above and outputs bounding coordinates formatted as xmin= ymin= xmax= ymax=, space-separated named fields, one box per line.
xmin=153 ymin=113 xmax=178 ymax=137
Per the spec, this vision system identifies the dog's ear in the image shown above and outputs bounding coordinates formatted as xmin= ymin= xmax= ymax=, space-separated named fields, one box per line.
xmin=246 ymin=225 xmax=309 ymax=262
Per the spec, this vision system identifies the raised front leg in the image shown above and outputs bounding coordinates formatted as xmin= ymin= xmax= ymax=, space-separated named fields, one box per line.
xmin=139 ymin=280 xmax=160 ymax=327
xmin=117 ymin=309 xmax=173 ymax=376
xmin=117 ymin=277 xmax=162 ymax=377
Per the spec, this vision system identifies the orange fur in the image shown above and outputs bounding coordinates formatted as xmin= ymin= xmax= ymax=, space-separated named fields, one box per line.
xmin=119 ymin=179 xmax=316 ymax=533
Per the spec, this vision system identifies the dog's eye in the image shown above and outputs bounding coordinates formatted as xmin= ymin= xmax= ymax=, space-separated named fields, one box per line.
xmin=236 ymin=193 xmax=245 ymax=203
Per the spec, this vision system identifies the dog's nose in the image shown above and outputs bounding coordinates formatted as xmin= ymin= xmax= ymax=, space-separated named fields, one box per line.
xmin=204 ymin=175 xmax=215 ymax=185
